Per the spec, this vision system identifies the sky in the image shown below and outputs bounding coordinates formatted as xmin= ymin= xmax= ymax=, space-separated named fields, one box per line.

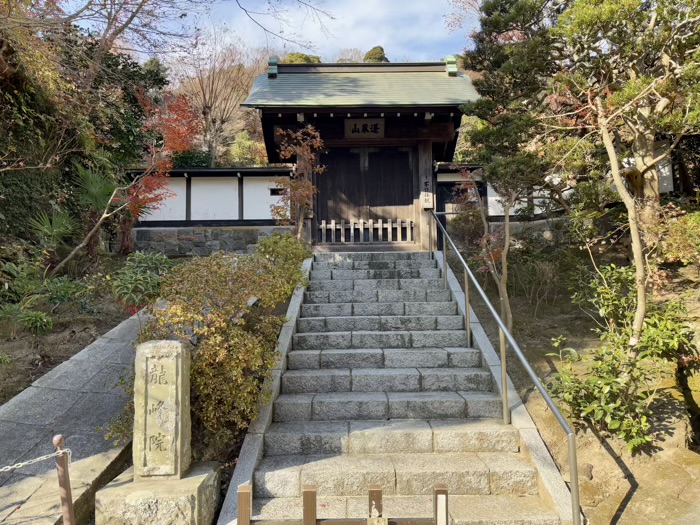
xmin=210 ymin=0 xmax=478 ymax=62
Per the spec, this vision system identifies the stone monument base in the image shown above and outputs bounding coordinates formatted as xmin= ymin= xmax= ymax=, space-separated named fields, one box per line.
xmin=95 ymin=462 xmax=220 ymax=525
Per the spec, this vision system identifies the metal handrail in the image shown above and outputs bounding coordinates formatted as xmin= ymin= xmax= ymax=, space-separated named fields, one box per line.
xmin=429 ymin=210 xmax=582 ymax=525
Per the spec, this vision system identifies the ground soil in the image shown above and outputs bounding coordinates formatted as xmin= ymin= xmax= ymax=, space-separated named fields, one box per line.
xmin=465 ymin=261 xmax=700 ymax=525
xmin=0 ymin=298 xmax=129 ymax=404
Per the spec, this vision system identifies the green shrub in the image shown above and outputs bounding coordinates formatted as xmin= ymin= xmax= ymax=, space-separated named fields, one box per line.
xmin=19 ymin=310 xmax=53 ymax=336
xmin=548 ymin=264 xmax=695 ymax=452
xmin=43 ymin=277 xmax=86 ymax=310
xmin=111 ymin=252 xmax=172 ymax=313
xmin=660 ymin=211 xmax=700 ymax=266
xmin=256 ymin=231 xmax=311 ymax=296
xmin=138 ymin=243 xmax=307 ymax=459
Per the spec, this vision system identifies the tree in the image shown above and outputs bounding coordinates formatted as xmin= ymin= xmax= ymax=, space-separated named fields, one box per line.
xmin=283 ymin=52 xmax=321 ymax=64
xmin=271 ymin=125 xmax=325 ymax=240
xmin=363 ymin=46 xmax=390 ymax=63
xmin=335 ymin=48 xmax=363 ymax=63
xmin=539 ymin=0 xmax=700 ymax=346
xmin=457 ymin=0 xmax=557 ymax=330
xmin=116 ymin=92 xmax=202 ymax=254
xmin=175 ymin=28 xmax=266 ymax=167
xmin=228 ymin=131 xmax=268 ymax=167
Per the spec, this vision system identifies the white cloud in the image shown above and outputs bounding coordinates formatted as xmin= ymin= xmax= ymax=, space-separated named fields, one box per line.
xmin=214 ymin=0 xmax=474 ymax=62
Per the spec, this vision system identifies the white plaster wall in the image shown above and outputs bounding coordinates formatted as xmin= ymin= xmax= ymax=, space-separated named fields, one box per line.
xmin=486 ymin=184 xmax=526 ymax=216
xmin=191 ymin=177 xmax=239 ymax=220
xmin=141 ymin=177 xmax=187 ymax=221
xmin=243 ymin=177 xmax=284 ymax=220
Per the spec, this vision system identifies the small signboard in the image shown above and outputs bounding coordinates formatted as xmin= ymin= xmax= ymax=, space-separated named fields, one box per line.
xmin=344 ymin=118 xmax=385 ymax=139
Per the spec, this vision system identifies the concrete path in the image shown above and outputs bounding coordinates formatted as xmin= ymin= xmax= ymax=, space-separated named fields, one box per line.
xmin=0 ymin=314 xmax=139 ymax=524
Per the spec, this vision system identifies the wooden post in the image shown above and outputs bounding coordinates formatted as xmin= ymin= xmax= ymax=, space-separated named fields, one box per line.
xmin=53 ymin=435 xmax=75 ymax=525
xmin=321 ymin=220 xmax=327 ymax=243
xmin=237 ymin=485 xmax=252 ymax=525
xmin=369 ymin=219 xmax=374 ymax=243
xmin=341 ymin=220 xmax=346 ymax=243
xmin=368 ymin=484 xmax=383 ymax=517
xmin=387 ymin=219 xmax=393 ymax=242
xmin=377 ymin=219 xmax=383 ymax=242
xmin=331 ymin=220 xmax=336 ymax=243
xmin=303 ymin=485 xmax=317 ymax=525
xmin=433 ymin=484 xmax=448 ymax=525
xmin=350 ymin=221 xmax=355 ymax=243
xmin=360 ymin=221 xmax=365 ymax=243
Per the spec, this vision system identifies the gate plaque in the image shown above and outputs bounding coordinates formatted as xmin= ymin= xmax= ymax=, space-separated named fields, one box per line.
xmin=344 ymin=118 xmax=385 ymax=139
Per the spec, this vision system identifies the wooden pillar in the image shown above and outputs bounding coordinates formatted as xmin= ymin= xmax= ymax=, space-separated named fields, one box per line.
xmin=417 ymin=140 xmax=434 ymax=250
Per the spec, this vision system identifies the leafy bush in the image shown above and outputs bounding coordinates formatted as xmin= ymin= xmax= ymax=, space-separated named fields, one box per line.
xmin=256 ymin=231 xmax=311 ymax=297
xmin=111 ymin=252 xmax=172 ymax=313
xmin=660 ymin=210 xmax=700 ymax=267
xmin=19 ymin=310 xmax=53 ymax=336
xmin=548 ymin=264 xmax=695 ymax=452
xmin=43 ymin=277 xmax=86 ymax=310
xmin=137 ymin=240 xmax=308 ymax=459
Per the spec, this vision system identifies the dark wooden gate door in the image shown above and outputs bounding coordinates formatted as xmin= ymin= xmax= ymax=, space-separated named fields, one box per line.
xmin=316 ymin=146 xmax=416 ymax=223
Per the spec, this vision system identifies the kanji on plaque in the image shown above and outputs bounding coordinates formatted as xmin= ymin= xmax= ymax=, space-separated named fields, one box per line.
xmin=133 ymin=341 xmax=192 ymax=480
xmin=344 ymin=118 xmax=385 ymax=139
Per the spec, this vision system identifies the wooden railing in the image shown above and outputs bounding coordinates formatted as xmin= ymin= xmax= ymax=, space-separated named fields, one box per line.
xmin=318 ymin=219 xmax=414 ymax=244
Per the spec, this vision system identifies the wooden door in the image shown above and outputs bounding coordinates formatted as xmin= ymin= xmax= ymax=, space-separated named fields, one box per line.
xmin=317 ymin=146 xmax=416 ymax=222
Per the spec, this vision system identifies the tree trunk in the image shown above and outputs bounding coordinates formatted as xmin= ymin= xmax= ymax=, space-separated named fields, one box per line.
xmin=86 ymin=212 xmax=102 ymax=258
xmin=598 ymin=100 xmax=647 ymax=347
xmin=634 ymin=129 xmax=661 ymax=231
xmin=118 ymin=214 xmax=136 ymax=255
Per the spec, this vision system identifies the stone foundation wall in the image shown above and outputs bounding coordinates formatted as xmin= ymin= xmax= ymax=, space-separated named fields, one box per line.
xmin=134 ymin=226 xmax=290 ymax=256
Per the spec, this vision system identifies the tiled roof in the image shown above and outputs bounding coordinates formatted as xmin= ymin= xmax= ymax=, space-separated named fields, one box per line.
xmin=242 ymin=61 xmax=479 ymax=108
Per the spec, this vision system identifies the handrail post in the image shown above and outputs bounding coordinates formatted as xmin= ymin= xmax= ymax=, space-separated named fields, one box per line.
xmin=53 ymin=435 xmax=75 ymax=525
xmin=442 ymin=239 xmax=448 ymax=290
xmin=464 ymin=268 xmax=472 ymax=348
xmin=428 ymin=211 xmax=434 ymax=260
xmin=499 ymin=329 xmax=510 ymax=425
xmin=568 ymin=434 xmax=582 ymax=525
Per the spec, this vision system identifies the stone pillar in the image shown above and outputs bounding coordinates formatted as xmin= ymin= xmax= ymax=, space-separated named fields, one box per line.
xmin=133 ymin=340 xmax=191 ymax=480
xmin=96 ymin=341 xmax=219 ymax=525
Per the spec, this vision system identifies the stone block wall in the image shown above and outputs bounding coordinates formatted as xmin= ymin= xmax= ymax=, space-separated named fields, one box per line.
xmin=134 ymin=226 xmax=290 ymax=256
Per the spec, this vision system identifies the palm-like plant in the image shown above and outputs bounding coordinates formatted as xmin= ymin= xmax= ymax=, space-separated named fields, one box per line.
xmin=28 ymin=209 xmax=76 ymax=247
xmin=73 ymin=164 xmax=116 ymax=258
xmin=74 ymin=164 xmax=116 ymax=211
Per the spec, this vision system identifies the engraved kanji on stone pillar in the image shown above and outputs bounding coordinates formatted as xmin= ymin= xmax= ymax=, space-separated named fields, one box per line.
xmin=133 ymin=340 xmax=191 ymax=480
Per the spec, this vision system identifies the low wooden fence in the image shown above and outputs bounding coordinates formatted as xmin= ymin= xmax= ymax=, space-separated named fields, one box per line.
xmin=238 ymin=484 xmax=448 ymax=525
xmin=318 ymin=220 xmax=415 ymax=244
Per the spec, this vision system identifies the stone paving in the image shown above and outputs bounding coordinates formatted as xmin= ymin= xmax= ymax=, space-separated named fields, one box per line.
xmin=0 ymin=314 xmax=139 ymax=524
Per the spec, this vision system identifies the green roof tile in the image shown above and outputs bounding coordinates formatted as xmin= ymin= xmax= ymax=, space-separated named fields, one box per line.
xmin=242 ymin=69 xmax=479 ymax=108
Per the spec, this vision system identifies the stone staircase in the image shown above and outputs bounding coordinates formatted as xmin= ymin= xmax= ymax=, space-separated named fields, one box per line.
xmin=252 ymin=251 xmax=562 ymax=525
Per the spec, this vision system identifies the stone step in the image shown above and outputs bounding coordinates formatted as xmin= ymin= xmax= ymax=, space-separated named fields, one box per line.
xmin=252 ymin=495 xmax=559 ymax=524
xmin=273 ymin=392 xmax=502 ymax=422
xmin=314 ymin=252 xmax=432 ymax=262
xmin=310 ymin=269 xmax=441 ymax=281
xmin=297 ymin=315 xmax=464 ymax=333
xmin=263 ymin=419 xmax=520 ymax=456
xmin=312 ymin=260 xmax=437 ymax=270
xmin=287 ymin=347 xmax=481 ymax=370
xmin=253 ymin=452 xmax=537 ymax=498
xmin=301 ymin=301 xmax=458 ymax=318
xmin=304 ymin=290 xmax=453 ymax=305
xmin=280 ymin=368 xmax=492 ymax=394
xmin=292 ymin=330 xmax=468 ymax=350
xmin=308 ymin=278 xmax=444 ymax=292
